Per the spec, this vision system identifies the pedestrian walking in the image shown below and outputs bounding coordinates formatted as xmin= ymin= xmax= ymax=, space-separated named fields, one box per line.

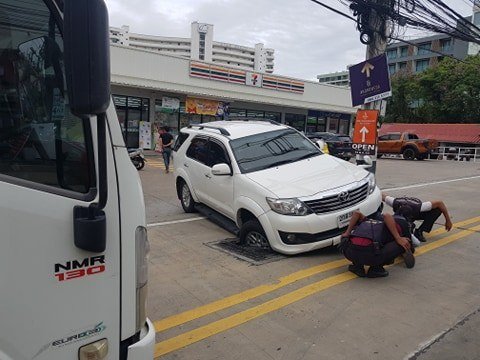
xmin=159 ymin=126 xmax=174 ymax=173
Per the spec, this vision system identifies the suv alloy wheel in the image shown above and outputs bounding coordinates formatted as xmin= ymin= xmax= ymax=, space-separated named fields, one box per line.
xmin=180 ymin=180 xmax=196 ymax=213
xmin=239 ymin=220 xmax=270 ymax=249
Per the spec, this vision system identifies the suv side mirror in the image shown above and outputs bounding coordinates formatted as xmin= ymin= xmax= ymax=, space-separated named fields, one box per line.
xmin=212 ymin=163 xmax=232 ymax=176
xmin=64 ymin=0 xmax=110 ymax=115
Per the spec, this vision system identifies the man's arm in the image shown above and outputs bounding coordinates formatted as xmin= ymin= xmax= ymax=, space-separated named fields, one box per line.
xmin=383 ymin=213 xmax=411 ymax=251
xmin=341 ymin=211 xmax=365 ymax=238
xmin=381 ymin=192 xmax=395 ymax=208
xmin=431 ymin=200 xmax=452 ymax=231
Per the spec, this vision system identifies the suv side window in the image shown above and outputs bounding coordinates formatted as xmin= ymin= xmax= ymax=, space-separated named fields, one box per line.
xmin=378 ymin=135 xmax=389 ymax=141
xmin=186 ymin=137 xmax=209 ymax=165
xmin=173 ymin=132 xmax=189 ymax=151
xmin=390 ymin=134 xmax=401 ymax=140
xmin=207 ymin=140 xmax=229 ymax=167
xmin=0 ymin=2 xmax=94 ymax=195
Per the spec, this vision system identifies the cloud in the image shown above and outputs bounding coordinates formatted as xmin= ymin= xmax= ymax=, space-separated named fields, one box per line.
xmin=104 ymin=0 xmax=475 ymax=80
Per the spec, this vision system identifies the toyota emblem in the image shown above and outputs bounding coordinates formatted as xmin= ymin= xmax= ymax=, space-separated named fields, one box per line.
xmin=338 ymin=191 xmax=350 ymax=202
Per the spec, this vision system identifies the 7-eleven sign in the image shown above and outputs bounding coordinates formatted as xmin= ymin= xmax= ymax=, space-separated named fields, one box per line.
xmin=246 ymin=72 xmax=262 ymax=87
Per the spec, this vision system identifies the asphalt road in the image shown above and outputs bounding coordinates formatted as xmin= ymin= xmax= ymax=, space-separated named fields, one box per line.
xmin=141 ymin=156 xmax=480 ymax=360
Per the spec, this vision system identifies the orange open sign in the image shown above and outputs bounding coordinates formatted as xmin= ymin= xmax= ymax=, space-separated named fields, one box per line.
xmin=352 ymin=110 xmax=379 ymax=145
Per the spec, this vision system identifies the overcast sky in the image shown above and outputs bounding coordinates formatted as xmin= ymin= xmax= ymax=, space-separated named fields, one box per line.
xmin=104 ymin=0 xmax=474 ymax=81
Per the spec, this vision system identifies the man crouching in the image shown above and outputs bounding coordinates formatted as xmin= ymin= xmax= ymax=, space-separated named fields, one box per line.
xmin=338 ymin=211 xmax=415 ymax=278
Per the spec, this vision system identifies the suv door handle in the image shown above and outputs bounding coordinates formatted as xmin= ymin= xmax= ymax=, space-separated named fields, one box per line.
xmin=204 ymin=173 xmax=211 ymax=179
xmin=184 ymin=163 xmax=189 ymax=168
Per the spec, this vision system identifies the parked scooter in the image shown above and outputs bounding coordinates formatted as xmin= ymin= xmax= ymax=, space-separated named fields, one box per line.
xmin=128 ymin=148 xmax=146 ymax=170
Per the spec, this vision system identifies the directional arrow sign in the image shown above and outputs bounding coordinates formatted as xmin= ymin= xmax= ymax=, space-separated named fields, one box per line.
xmin=359 ymin=126 xmax=369 ymax=143
xmin=349 ymin=54 xmax=391 ymax=107
xmin=361 ymin=62 xmax=374 ymax=78
xmin=352 ymin=110 xmax=378 ymax=155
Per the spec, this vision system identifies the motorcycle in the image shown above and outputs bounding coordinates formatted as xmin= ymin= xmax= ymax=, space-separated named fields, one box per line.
xmin=128 ymin=148 xmax=146 ymax=170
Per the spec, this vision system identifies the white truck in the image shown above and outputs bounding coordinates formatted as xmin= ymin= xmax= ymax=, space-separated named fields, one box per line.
xmin=0 ymin=0 xmax=155 ymax=359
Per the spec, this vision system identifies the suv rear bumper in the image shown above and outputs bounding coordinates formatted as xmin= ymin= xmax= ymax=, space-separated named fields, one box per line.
xmin=258 ymin=187 xmax=382 ymax=255
xmin=126 ymin=318 xmax=155 ymax=359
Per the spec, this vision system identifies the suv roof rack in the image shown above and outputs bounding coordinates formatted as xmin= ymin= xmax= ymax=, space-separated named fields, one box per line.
xmin=187 ymin=124 xmax=230 ymax=136
xmin=226 ymin=117 xmax=281 ymax=126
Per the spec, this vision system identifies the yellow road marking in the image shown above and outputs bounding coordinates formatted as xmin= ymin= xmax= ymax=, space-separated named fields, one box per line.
xmin=154 ymin=222 xmax=480 ymax=358
xmin=153 ymin=216 xmax=480 ymax=333
xmin=155 ymin=273 xmax=356 ymax=358
xmin=154 ymin=258 xmax=349 ymax=332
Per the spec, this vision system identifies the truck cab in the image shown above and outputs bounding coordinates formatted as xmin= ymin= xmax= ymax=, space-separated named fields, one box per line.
xmin=0 ymin=0 xmax=155 ymax=359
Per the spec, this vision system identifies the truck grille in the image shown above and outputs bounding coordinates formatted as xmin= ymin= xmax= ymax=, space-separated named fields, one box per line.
xmin=304 ymin=183 xmax=369 ymax=214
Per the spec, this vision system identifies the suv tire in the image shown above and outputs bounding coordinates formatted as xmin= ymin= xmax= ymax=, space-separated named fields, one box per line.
xmin=179 ymin=181 xmax=196 ymax=213
xmin=239 ymin=220 xmax=270 ymax=249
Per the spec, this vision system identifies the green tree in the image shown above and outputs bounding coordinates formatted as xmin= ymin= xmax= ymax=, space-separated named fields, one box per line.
xmin=385 ymin=55 xmax=480 ymax=123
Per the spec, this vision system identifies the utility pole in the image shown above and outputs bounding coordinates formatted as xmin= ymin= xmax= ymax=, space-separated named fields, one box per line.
xmin=357 ymin=0 xmax=390 ymax=174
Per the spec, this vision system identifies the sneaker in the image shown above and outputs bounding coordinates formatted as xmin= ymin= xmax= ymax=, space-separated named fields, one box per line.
xmin=348 ymin=264 xmax=366 ymax=277
xmin=402 ymin=249 xmax=415 ymax=269
xmin=414 ymin=229 xmax=426 ymax=242
xmin=367 ymin=266 xmax=389 ymax=278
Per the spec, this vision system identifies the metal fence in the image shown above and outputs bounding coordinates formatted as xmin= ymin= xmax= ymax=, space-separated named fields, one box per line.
xmin=430 ymin=147 xmax=480 ymax=162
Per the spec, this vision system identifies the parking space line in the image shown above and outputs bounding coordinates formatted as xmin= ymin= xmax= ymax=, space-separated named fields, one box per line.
xmin=147 ymin=217 xmax=207 ymax=228
xmin=154 ymin=222 xmax=480 ymax=358
xmin=382 ymin=175 xmax=480 ymax=191
xmin=153 ymin=216 xmax=480 ymax=333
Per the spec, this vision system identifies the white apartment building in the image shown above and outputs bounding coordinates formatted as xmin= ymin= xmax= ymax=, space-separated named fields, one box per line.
xmin=110 ymin=22 xmax=275 ymax=73
xmin=317 ymin=70 xmax=350 ymax=87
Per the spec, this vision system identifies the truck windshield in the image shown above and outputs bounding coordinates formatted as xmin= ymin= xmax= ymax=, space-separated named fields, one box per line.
xmin=230 ymin=129 xmax=321 ymax=173
xmin=0 ymin=0 xmax=94 ymax=194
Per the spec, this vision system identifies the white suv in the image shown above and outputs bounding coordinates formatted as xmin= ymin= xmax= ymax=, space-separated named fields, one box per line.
xmin=173 ymin=121 xmax=381 ymax=255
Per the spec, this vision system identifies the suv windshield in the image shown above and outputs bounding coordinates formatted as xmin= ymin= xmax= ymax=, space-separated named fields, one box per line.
xmin=230 ymin=129 xmax=321 ymax=173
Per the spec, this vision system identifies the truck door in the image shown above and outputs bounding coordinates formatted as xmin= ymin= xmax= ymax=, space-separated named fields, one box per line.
xmin=0 ymin=1 xmax=121 ymax=358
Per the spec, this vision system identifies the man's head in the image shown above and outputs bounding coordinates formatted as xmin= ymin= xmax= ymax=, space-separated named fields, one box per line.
xmin=162 ymin=126 xmax=170 ymax=133
xmin=394 ymin=204 xmax=414 ymax=222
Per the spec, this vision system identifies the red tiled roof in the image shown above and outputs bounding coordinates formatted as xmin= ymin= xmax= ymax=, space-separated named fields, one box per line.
xmin=379 ymin=123 xmax=480 ymax=144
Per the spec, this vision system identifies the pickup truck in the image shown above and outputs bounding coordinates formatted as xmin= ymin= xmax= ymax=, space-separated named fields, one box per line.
xmin=377 ymin=132 xmax=438 ymax=160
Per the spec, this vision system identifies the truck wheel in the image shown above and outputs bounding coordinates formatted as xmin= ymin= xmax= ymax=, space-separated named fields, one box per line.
xmin=377 ymin=154 xmax=383 ymax=159
xmin=179 ymin=181 xmax=196 ymax=213
xmin=402 ymin=147 xmax=416 ymax=160
xmin=239 ymin=220 xmax=270 ymax=249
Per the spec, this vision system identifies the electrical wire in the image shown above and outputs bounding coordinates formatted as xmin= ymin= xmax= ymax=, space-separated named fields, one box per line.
xmin=308 ymin=0 xmax=478 ymax=64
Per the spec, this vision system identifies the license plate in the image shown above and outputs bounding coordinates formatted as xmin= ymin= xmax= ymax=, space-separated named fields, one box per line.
xmin=337 ymin=210 xmax=357 ymax=228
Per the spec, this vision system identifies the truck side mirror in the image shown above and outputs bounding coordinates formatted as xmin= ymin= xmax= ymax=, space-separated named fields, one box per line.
xmin=64 ymin=0 xmax=110 ymax=253
xmin=64 ymin=0 xmax=110 ymax=115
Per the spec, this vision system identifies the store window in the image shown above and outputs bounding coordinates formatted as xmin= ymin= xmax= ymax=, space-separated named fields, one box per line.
xmin=246 ymin=110 xmax=265 ymax=118
xmin=265 ymin=111 xmax=281 ymax=122
xmin=154 ymin=99 xmax=179 ymax=135
xmin=339 ymin=119 xmax=350 ymax=135
xmin=113 ymin=95 xmax=150 ymax=148
xmin=285 ymin=113 xmax=306 ymax=132
xmin=229 ymin=108 xmax=247 ymax=118
xmin=328 ymin=118 xmax=339 ymax=133
xmin=306 ymin=115 xmax=326 ymax=134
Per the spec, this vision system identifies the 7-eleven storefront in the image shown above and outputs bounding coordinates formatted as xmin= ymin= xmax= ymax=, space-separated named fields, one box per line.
xmin=110 ymin=46 xmax=356 ymax=149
